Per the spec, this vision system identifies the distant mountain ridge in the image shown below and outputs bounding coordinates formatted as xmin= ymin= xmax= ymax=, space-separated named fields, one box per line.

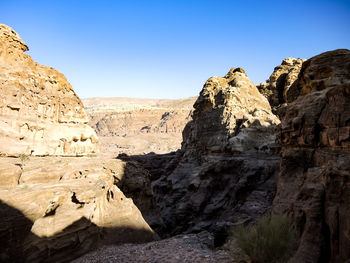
xmin=83 ymin=96 xmax=197 ymax=156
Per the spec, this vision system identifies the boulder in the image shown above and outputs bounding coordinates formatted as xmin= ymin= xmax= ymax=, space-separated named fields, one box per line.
xmin=0 ymin=24 xmax=98 ymax=156
xmin=0 ymin=157 xmax=157 ymax=262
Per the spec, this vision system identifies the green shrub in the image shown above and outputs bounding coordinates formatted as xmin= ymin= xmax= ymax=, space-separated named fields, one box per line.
xmin=230 ymin=214 xmax=295 ymax=263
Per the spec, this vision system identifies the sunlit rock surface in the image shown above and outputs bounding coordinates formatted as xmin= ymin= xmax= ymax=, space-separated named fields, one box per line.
xmin=183 ymin=67 xmax=280 ymax=158
xmin=0 ymin=157 xmax=157 ymax=262
xmin=0 ymin=24 xmax=98 ymax=156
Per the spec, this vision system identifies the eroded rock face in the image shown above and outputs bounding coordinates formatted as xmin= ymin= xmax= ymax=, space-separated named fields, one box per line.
xmin=183 ymin=67 xmax=280 ymax=158
xmin=273 ymin=49 xmax=350 ymax=263
xmin=0 ymin=24 xmax=98 ymax=156
xmin=257 ymin=57 xmax=305 ymax=111
xmin=0 ymin=157 xmax=157 ymax=263
xmin=84 ymin=97 xmax=195 ymax=156
xmin=129 ymin=68 xmax=280 ymax=240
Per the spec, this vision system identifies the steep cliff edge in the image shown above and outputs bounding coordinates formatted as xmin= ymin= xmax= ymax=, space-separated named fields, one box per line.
xmin=0 ymin=24 xmax=98 ymax=156
xmin=273 ymin=49 xmax=350 ymax=263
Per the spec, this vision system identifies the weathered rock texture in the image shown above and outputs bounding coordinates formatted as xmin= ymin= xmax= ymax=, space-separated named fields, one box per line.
xmin=0 ymin=24 xmax=98 ymax=156
xmin=273 ymin=49 xmax=350 ymax=263
xmin=124 ymin=68 xmax=280 ymax=242
xmin=258 ymin=57 xmax=305 ymax=111
xmin=84 ymin=97 xmax=195 ymax=156
xmin=0 ymin=157 xmax=157 ymax=263
xmin=183 ymin=67 xmax=280 ymax=157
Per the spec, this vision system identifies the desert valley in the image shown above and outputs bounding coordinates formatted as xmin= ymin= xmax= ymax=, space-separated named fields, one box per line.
xmin=0 ymin=21 xmax=349 ymax=263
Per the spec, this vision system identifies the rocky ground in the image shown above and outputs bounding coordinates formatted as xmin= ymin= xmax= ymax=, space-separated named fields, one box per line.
xmin=72 ymin=232 xmax=244 ymax=263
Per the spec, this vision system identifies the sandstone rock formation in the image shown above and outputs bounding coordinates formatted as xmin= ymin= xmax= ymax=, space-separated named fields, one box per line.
xmin=183 ymin=67 xmax=280 ymax=157
xmin=124 ymin=68 xmax=280 ymax=242
xmin=0 ymin=157 xmax=157 ymax=262
xmin=0 ymin=24 xmax=98 ymax=156
xmin=273 ymin=49 xmax=350 ymax=263
xmin=84 ymin=97 xmax=195 ymax=156
xmin=257 ymin=57 xmax=305 ymax=111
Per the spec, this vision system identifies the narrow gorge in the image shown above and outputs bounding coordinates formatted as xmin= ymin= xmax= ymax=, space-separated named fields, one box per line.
xmin=0 ymin=24 xmax=349 ymax=263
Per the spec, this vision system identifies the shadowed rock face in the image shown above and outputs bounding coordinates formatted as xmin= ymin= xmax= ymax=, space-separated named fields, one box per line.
xmin=257 ymin=57 xmax=305 ymax=112
xmin=126 ymin=68 xmax=281 ymax=240
xmin=0 ymin=157 xmax=157 ymax=263
xmin=0 ymin=24 xmax=99 ymax=156
xmin=273 ymin=49 xmax=350 ymax=263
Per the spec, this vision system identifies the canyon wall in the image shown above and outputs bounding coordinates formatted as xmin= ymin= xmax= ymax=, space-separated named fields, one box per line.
xmin=2 ymin=23 xmax=350 ymax=263
xmin=0 ymin=25 xmax=157 ymax=262
xmin=273 ymin=49 xmax=350 ymax=263
xmin=0 ymin=24 xmax=98 ymax=156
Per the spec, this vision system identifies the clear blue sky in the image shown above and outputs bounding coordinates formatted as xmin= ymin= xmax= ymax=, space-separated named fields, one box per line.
xmin=3 ymin=0 xmax=350 ymax=99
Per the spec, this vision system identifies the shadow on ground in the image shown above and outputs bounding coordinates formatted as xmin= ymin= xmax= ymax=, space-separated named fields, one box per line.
xmin=118 ymin=150 xmax=279 ymax=246
xmin=0 ymin=200 xmax=155 ymax=263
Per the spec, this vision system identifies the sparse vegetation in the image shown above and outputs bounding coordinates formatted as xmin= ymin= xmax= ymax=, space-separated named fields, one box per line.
xmin=230 ymin=214 xmax=295 ymax=263
xmin=19 ymin=153 xmax=30 ymax=166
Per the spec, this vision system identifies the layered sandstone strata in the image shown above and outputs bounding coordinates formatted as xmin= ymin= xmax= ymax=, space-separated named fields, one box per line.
xmin=84 ymin=97 xmax=196 ymax=156
xmin=273 ymin=49 xmax=350 ymax=263
xmin=0 ymin=24 xmax=98 ymax=156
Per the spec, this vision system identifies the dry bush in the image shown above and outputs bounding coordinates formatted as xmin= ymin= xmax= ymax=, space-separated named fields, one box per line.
xmin=230 ymin=214 xmax=295 ymax=263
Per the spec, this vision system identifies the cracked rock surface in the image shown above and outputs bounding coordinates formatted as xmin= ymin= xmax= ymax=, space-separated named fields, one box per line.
xmin=0 ymin=157 xmax=157 ymax=263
